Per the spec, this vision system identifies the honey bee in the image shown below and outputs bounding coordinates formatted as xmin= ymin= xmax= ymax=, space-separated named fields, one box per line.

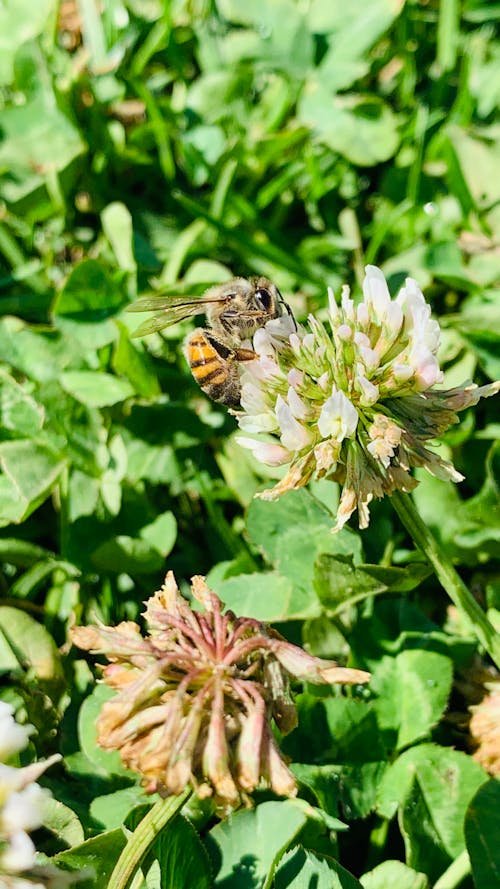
xmin=128 ymin=276 xmax=295 ymax=406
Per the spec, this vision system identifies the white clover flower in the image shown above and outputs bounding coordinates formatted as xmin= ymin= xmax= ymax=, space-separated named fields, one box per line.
xmin=0 ymin=705 xmax=62 ymax=888
xmin=0 ymin=704 xmax=33 ymax=761
xmin=234 ymin=265 xmax=500 ymax=529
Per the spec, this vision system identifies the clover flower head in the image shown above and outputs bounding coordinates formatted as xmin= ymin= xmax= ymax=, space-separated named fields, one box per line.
xmin=0 ymin=703 xmax=61 ymax=889
xmin=234 ymin=265 xmax=500 ymax=529
xmin=71 ymin=572 xmax=369 ymax=810
xmin=469 ymin=677 xmax=500 ymax=776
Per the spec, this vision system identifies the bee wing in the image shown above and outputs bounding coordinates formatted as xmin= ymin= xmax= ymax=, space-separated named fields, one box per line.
xmin=128 ymin=294 xmax=229 ymax=338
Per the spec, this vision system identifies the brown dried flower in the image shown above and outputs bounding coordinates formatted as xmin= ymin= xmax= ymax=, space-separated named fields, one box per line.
xmin=71 ymin=572 xmax=369 ymax=809
xmin=469 ymin=680 xmax=500 ymax=776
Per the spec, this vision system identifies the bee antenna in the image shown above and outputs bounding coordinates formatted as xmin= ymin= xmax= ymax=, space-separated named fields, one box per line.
xmin=277 ymin=288 xmax=297 ymax=332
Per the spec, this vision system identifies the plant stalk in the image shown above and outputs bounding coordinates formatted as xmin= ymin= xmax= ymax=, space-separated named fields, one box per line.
xmin=108 ymin=789 xmax=192 ymax=889
xmin=433 ymin=849 xmax=470 ymax=889
xmin=392 ymin=491 xmax=500 ymax=669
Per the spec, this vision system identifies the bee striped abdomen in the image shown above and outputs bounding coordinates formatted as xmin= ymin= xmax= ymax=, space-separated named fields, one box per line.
xmin=185 ymin=329 xmax=240 ymax=405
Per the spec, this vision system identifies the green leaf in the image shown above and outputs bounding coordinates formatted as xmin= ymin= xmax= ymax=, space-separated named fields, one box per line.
xmin=53 ymin=830 xmax=127 ymax=888
xmin=0 ymin=46 xmax=85 ymax=204
xmin=112 ymin=322 xmax=161 ymax=398
xmin=465 ymin=779 xmax=500 ymax=889
xmin=210 ymin=571 xmax=318 ymax=622
xmin=0 ymin=0 xmax=55 ymax=84
xmin=101 ymin=202 xmax=137 ymax=275
xmin=361 ymin=860 xmax=428 ymax=889
xmin=91 ymin=535 xmax=165 ymax=575
xmin=377 ymin=744 xmax=487 ymax=857
xmin=0 ymin=319 xmax=78 ymax=383
xmin=90 ymin=787 xmax=153 ymax=831
xmin=208 ymin=800 xmax=308 ymax=888
xmin=0 ymin=439 xmax=66 ymax=525
xmin=297 ymin=88 xmax=399 ymax=166
xmin=60 ymin=372 xmax=134 ymax=407
xmin=40 ymin=796 xmax=85 ymax=848
xmin=53 ymin=260 xmax=124 ymax=349
xmin=150 ymin=814 xmax=212 ymax=889
xmin=275 ymin=847 xmax=363 ymax=889
xmin=139 ymin=511 xmax=177 ymax=557
xmin=0 ymin=371 xmax=44 ymax=438
xmin=77 ymin=685 xmax=134 ymax=778
xmin=0 ymin=605 xmax=64 ymax=684
xmin=370 ymin=649 xmax=453 ymax=750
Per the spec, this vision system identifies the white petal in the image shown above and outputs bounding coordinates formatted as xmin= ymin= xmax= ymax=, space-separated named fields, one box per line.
xmin=318 ymin=390 xmax=358 ymax=441
xmin=236 ymin=437 xmax=291 ymax=466
xmin=0 ymin=706 xmax=32 ymax=760
xmin=357 ymin=376 xmax=379 ymax=406
xmin=2 ymin=784 xmax=46 ymax=833
xmin=287 ymin=387 xmax=309 ymax=420
xmin=363 ymin=265 xmax=391 ymax=319
xmin=276 ymin=396 xmax=313 ymax=451
xmin=328 ymin=285 xmax=339 ymax=320
xmin=337 ymin=324 xmax=353 ymax=341
xmin=0 ymin=830 xmax=36 ymax=872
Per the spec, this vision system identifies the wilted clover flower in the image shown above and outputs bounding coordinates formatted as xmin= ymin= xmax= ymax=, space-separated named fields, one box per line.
xmin=469 ymin=686 xmax=500 ymax=775
xmin=235 ymin=265 xmax=500 ymax=530
xmin=71 ymin=572 xmax=369 ymax=809
xmin=0 ymin=702 xmax=62 ymax=889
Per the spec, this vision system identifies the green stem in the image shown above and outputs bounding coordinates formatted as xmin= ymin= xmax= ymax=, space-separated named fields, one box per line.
xmin=108 ymin=790 xmax=192 ymax=889
xmin=433 ymin=849 xmax=470 ymax=889
xmin=392 ymin=491 xmax=500 ymax=669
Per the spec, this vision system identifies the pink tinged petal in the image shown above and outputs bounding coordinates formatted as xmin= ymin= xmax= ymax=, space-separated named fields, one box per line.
xmin=287 ymin=368 xmax=304 ymax=388
xmin=253 ymin=327 xmax=275 ymax=356
xmin=237 ymin=697 xmax=266 ymax=792
xmin=289 ymin=332 xmax=302 ymax=353
xmin=385 ymin=301 xmax=403 ymax=337
xmin=256 ymin=452 xmax=316 ymax=500
xmin=166 ymin=694 xmax=205 ymax=794
xmin=356 ymin=301 xmax=370 ymax=327
xmin=363 ymin=265 xmax=392 ymax=319
xmin=276 ymin=395 xmax=314 ymax=451
xmin=9 ymin=755 xmax=61 ymax=791
xmin=262 ymin=729 xmax=297 ymax=797
xmin=236 ymin=436 xmax=291 ymax=466
xmin=354 ymin=331 xmax=370 ymax=348
xmin=240 ymin=381 xmax=272 ymax=414
xmin=317 ymin=390 xmax=358 ymax=441
xmin=202 ymin=681 xmax=239 ymax=805
xmin=334 ymin=487 xmax=358 ymax=531
xmin=303 ymin=333 xmax=315 ymax=351
xmin=287 ymin=387 xmax=310 ymax=420
xmin=337 ymin=324 xmax=353 ymax=341
xmin=314 ymin=440 xmax=339 ymax=475
xmin=442 ymin=380 xmax=500 ymax=411
xmin=358 ymin=345 xmax=379 ymax=371
xmin=268 ymin=639 xmax=370 ymax=686
xmin=367 ymin=438 xmax=394 ymax=468
xmin=409 ymin=347 xmax=443 ymax=389
xmin=1 ymin=830 xmax=36 ymax=872
xmin=392 ymin=363 xmax=414 ymax=382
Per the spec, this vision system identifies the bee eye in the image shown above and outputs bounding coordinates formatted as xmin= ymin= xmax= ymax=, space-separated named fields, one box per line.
xmin=255 ymin=288 xmax=272 ymax=311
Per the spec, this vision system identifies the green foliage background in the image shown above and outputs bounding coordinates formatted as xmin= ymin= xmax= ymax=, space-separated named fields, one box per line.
xmin=0 ymin=0 xmax=499 ymax=887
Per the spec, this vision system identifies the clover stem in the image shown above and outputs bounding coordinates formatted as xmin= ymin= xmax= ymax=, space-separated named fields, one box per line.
xmin=392 ymin=491 xmax=500 ymax=670
xmin=108 ymin=789 xmax=192 ymax=889
xmin=433 ymin=849 xmax=470 ymax=889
